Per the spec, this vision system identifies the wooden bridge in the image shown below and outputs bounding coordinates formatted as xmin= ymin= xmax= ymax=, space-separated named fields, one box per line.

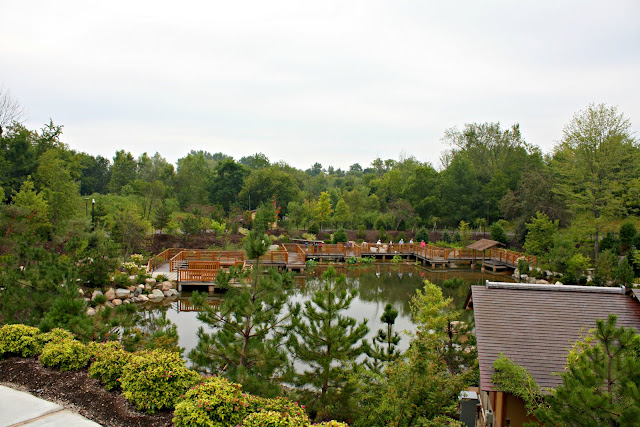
xmin=148 ymin=243 xmax=535 ymax=293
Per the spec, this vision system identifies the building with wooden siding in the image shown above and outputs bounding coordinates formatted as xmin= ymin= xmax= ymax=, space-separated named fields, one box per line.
xmin=466 ymin=281 xmax=640 ymax=427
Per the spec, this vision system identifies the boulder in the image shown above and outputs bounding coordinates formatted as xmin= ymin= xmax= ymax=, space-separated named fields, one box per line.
xmin=104 ymin=288 xmax=116 ymax=301
xmin=91 ymin=290 xmax=103 ymax=301
xmin=555 ymin=281 xmax=564 ymax=286
xmin=163 ymin=289 xmax=178 ymax=297
xmin=128 ymin=286 xmax=137 ymax=292
xmin=146 ymin=278 xmax=157 ymax=286
xmin=133 ymin=287 xmax=142 ymax=297
xmin=137 ymin=295 xmax=149 ymax=302
xmin=78 ymin=288 xmax=85 ymax=296
xmin=148 ymin=289 xmax=164 ymax=302
xmin=86 ymin=308 xmax=96 ymax=316
xmin=145 ymin=284 xmax=152 ymax=292
xmin=537 ymin=279 xmax=550 ymax=285
xmin=105 ymin=301 xmax=114 ymax=308
xmin=123 ymin=299 xmax=130 ymax=304
xmin=161 ymin=281 xmax=173 ymax=291
xmin=112 ymin=298 xmax=122 ymax=306
xmin=115 ymin=288 xmax=131 ymax=299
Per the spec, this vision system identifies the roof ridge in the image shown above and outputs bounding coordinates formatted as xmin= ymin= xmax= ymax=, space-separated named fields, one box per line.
xmin=485 ymin=281 xmax=625 ymax=294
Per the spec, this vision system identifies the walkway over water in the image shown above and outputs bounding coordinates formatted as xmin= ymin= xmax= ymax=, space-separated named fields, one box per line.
xmin=148 ymin=244 xmax=535 ymax=289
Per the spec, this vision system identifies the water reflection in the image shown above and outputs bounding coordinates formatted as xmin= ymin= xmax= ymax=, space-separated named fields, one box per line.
xmin=152 ymin=264 xmax=514 ymax=357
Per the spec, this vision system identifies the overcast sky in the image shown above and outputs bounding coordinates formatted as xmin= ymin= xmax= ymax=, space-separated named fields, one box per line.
xmin=1 ymin=1 xmax=638 ymax=170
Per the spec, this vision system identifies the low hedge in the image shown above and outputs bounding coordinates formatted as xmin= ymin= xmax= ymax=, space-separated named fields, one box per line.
xmin=39 ymin=338 xmax=91 ymax=371
xmin=173 ymin=375 xmax=248 ymax=426
xmin=120 ymin=349 xmax=201 ymax=414
xmin=0 ymin=324 xmax=43 ymax=358
xmin=1 ymin=324 xmax=348 ymax=425
xmin=88 ymin=341 xmax=132 ymax=390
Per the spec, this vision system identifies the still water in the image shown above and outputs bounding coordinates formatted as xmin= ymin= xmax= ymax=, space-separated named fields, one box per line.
xmin=151 ymin=264 xmax=514 ymax=356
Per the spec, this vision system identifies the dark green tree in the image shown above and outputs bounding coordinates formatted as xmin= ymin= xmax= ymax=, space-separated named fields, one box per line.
xmin=288 ymin=267 xmax=369 ymax=420
xmin=208 ymin=158 xmax=249 ymax=212
xmin=490 ymin=222 xmax=508 ymax=245
xmin=189 ymin=231 xmax=294 ymax=397
xmin=535 ymin=315 xmax=640 ymax=425
xmin=552 ymin=104 xmax=639 ymax=258
xmin=108 ymin=150 xmax=137 ymax=194
xmin=365 ymin=303 xmax=401 ymax=371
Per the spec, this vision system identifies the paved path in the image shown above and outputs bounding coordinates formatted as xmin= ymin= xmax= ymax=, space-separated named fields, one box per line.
xmin=0 ymin=385 xmax=100 ymax=426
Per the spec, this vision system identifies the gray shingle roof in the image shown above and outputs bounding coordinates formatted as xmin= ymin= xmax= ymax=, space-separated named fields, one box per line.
xmin=471 ymin=282 xmax=640 ymax=391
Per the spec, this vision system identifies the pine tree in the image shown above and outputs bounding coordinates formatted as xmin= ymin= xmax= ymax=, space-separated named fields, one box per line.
xmin=536 ymin=314 xmax=640 ymax=425
xmin=288 ymin=266 xmax=369 ymax=420
xmin=365 ymin=303 xmax=401 ymax=371
xmin=189 ymin=231 xmax=294 ymax=397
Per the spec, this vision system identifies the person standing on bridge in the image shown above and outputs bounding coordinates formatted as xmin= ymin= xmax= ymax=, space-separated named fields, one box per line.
xmin=420 ymin=240 xmax=426 ymax=248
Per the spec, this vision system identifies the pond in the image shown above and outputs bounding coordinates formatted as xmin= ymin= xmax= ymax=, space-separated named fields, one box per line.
xmin=148 ymin=263 xmax=515 ymax=356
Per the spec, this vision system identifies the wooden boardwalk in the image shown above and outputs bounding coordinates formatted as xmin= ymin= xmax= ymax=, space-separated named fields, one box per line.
xmin=148 ymin=244 xmax=534 ymax=293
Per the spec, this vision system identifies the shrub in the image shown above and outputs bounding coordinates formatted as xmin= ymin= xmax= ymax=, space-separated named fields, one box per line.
xmin=333 ymin=228 xmax=348 ymax=244
xmin=314 ymin=422 xmax=349 ymax=427
xmin=396 ymin=232 xmax=406 ymax=243
xmin=39 ymin=328 xmax=75 ymax=345
xmin=40 ymin=338 xmax=91 ymax=371
xmin=0 ymin=324 xmax=42 ymax=358
xmin=517 ymin=258 xmax=530 ymax=274
xmin=173 ymin=375 xmax=248 ymax=426
xmin=490 ymin=222 xmax=508 ymax=245
xmin=442 ymin=231 xmax=452 ymax=244
xmin=242 ymin=410 xmax=308 ymax=427
xmin=415 ymin=227 xmax=429 ymax=244
xmin=121 ymin=349 xmax=201 ymax=414
xmin=374 ymin=216 xmax=387 ymax=231
xmin=442 ymin=278 xmax=464 ymax=289
xmin=155 ymin=274 xmax=169 ymax=282
xmin=308 ymin=222 xmax=320 ymax=235
xmin=378 ymin=227 xmax=388 ymax=242
xmin=88 ymin=342 xmax=132 ymax=390
xmin=256 ymin=397 xmax=310 ymax=425
xmin=113 ymin=273 xmax=131 ymax=288
xmin=357 ymin=225 xmax=366 ymax=240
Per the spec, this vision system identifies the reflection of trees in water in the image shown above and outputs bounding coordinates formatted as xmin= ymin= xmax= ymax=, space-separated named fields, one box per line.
xmin=296 ymin=264 xmax=514 ymax=316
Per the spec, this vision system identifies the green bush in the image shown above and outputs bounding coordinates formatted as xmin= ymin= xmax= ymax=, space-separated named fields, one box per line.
xmin=0 ymin=324 xmax=43 ymax=358
xmin=357 ymin=225 xmax=366 ymax=240
xmin=121 ymin=349 xmax=201 ymax=414
xmin=333 ymin=228 xmax=348 ymax=244
xmin=173 ymin=375 xmax=248 ymax=426
xmin=39 ymin=328 xmax=75 ymax=345
xmin=88 ymin=342 xmax=132 ymax=390
xmin=396 ymin=232 xmax=406 ymax=243
xmin=314 ymin=422 xmax=349 ymax=427
xmin=490 ymin=222 xmax=508 ymax=245
xmin=415 ymin=227 xmax=429 ymax=244
xmin=40 ymin=338 xmax=91 ymax=371
xmin=308 ymin=222 xmax=320 ymax=235
xmin=242 ymin=410 xmax=308 ymax=427
xmin=249 ymin=397 xmax=309 ymax=426
xmin=517 ymin=258 xmax=530 ymax=274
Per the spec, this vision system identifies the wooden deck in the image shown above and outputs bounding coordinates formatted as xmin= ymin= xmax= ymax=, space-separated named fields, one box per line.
xmin=149 ymin=244 xmax=535 ymax=293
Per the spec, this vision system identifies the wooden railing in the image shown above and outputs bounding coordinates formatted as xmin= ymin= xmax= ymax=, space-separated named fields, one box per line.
xmin=158 ymin=243 xmax=537 ymax=275
xmin=177 ymin=298 xmax=222 ymax=312
xmin=186 ymin=260 xmax=220 ymax=270
xmin=148 ymin=248 xmax=184 ymax=272
xmin=178 ymin=269 xmax=219 ymax=282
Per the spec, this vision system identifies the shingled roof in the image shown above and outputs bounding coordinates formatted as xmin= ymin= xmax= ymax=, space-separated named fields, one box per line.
xmin=470 ymin=282 xmax=640 ymax=391
xmin=466 ymin=238 xmax=503 ymax=251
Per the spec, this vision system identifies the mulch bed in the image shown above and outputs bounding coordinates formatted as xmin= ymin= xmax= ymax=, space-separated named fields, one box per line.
xmin=0 ymin=357 xmax=174 ymax=427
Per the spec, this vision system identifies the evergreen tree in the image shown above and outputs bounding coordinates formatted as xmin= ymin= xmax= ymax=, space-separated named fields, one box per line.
xmin=288 ymin=266 xmax=369 ymax=420
xmin=535 ymin=315 xmax=640 ymax=425
xmin=189 ymin=231 xmax=294 ymax=397
xmin=523 ymin=211 xmax=559 ymax=255
xmin=365 ymin=303 xmax=401 ymax=371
